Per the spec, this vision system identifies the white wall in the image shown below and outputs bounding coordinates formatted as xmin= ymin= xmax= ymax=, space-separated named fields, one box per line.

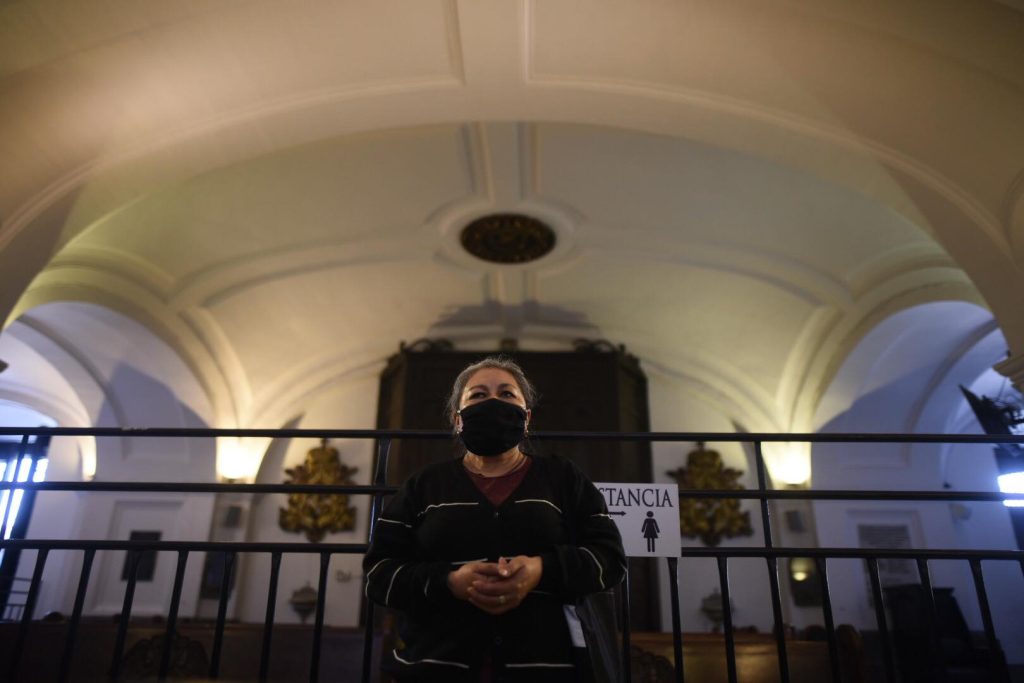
xmin=6 ymin=299 xmax=1022 ymax=662
xmin=634 ymin=301 xmax=1024 ymax=660
xmin=811 ymin=302 xmax=1024 ymax=662
xmin=22 ymin=436 xmax=89 ymax=618
xmin=1 ymin=302 xmax=219 ymax=620
xmin=646 ymin=368 xmax=775 ymax=634
xmin=236 ymin=369 xmax=381 ymax=627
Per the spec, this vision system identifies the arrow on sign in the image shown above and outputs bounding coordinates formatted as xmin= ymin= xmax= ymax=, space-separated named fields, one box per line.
xmin=608 ymin=511 xmax=626 ymax=516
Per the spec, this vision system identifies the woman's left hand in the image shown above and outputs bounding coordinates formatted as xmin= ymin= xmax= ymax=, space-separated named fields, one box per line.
xmin=467 ymin=555 xmax=543 ymax=615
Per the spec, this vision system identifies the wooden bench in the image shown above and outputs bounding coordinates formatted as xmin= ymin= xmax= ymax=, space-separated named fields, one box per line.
xmin=630 ymin=627 xmax=867 ymax=683
xmin=1 ymin=618 xmax=867 ymax=682
xmin=0 ymin=618 xmax=378 ymax=682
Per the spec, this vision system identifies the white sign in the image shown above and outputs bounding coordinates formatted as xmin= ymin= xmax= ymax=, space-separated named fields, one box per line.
xmin=595 ymin=482 xmax=681 ymax=557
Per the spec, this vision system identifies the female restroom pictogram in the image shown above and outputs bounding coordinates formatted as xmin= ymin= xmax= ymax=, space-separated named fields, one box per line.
xmin=641 ymin=510 xmax=660 ymax=552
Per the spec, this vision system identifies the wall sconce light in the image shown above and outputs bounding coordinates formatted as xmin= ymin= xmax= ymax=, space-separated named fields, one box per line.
xmin=788 ymin=557 xmax=822 ymax=607
xmin=762 ymin=441 xmax=811 ymax=487
xmin=791 ymin=557 xmax=812 ymax=582
xmin=216 ymin=436 xmax=268 ymax=482
xmin=79 ymin=436 xmax=97 ymax=480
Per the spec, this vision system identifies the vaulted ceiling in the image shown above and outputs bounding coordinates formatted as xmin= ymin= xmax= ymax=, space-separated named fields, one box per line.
xmin=2 ymin=0 xmax=1023 ymax=433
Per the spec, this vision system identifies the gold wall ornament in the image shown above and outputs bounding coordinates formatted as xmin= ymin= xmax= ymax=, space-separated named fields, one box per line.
xmin=279 ymin=439 xmax=358 ymax=543
xmin=666 ymin=442 xmax=753 ymax=547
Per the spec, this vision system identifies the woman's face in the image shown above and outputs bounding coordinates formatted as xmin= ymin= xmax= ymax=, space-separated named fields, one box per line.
xmin=456 ymin=367 xmax=530 ymax=430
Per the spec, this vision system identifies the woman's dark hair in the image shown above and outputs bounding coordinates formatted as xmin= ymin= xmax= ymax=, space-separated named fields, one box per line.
xmin=445 ymin=356 xmax=538 ymax=428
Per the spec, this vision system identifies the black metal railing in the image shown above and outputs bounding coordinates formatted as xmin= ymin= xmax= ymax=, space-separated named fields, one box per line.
xmin=0 ymin=426 xmax=1023 ymax=683
xmin=0 ymin=577 xmax=31 ymax=621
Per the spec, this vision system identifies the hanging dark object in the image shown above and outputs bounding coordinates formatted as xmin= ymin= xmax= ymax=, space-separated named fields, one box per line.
xmin=959 ymin=384 xmax=1024 ymax=464
xmin=959 ymin=385 xmax=1024 ymax=434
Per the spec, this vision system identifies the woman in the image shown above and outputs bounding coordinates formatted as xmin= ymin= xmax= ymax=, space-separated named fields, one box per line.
xmin=363 ymin=356 xmax=626 ymax=682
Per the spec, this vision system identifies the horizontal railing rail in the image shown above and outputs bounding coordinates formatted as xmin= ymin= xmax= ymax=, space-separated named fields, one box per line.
xmin=8 ymin=425 xmax=1024 ymax=442
xmin=2 ymin=538 xmax=1023 ymax=562
xmin=1 ymin=427 xmax=1023 ymax=683
xmin=4 ymin=480 xmax=1024 ymax=503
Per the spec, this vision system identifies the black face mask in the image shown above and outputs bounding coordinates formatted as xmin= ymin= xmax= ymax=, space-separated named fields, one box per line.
xmin=458 ymin=398 xmax=528 ymax=457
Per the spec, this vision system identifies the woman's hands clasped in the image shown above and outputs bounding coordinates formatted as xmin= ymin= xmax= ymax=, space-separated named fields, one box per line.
xmin=447 ymin=556 xmax=543 ymax=615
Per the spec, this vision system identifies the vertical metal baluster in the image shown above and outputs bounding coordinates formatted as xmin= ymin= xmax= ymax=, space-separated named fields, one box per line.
xmin=209 ymin=551 xmax=237 ymax=679
xmin=58 ymin=547 xmax=96 ymax=683
xmin=0 ymin=484 xmax=10 ymax=543
xmin=915 ymin=558 xmax=947 ymax=683
xmin=814 ymin=557 xmax=841 ymax=683
xmin=866 ymin=557 xmax=895 ymax=683
xmin=754 ymin=441 xmax=791 ymax=683
xmin=18 ymin=457 xmax=40 ymax=546
xmin=666 ymin=557 xmax=685 ymax=683
xmin=260 ymin=551 xmax=283 ymax=682
xmin=309 ymin=552 xmax=330 ymax=683
xmin=622 ymin=561 xmax=632 ymax=683
xmin=717 ymin=556 xmax=738 ymax=683
xmin=158 ymin=550 xmax=190 ymax=681
xmin=23 ymin=455 xmax=40 ymax=491
xmin=1 ymin=445 xmax=39 ymax=652
xmin=7 ymin=547 xmax=48 ymax=683
xmin=109 ymin=550 xmax=141 ymax=681
xmin=361 ymin=437 xmax=390 ymax=683
xmin=969 ymin=559 xmax=1010 ymax=683
xmin=0 ymin=487 xmax=9 ymax=541
xmin=0 ymin=435 xmax=29 ymax=538
xmin=359 ymin=592 xmax=376 ymax=683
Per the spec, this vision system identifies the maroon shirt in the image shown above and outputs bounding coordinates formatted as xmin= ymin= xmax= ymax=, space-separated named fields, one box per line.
xmin=465 ymin=456 xmax=532 ymax=506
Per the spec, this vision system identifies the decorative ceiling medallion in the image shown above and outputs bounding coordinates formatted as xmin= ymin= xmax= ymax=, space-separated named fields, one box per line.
xmin=459 ymin=213 xmax=556 ymax=264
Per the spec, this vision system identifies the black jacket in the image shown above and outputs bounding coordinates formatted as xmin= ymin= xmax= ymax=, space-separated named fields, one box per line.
xmin=363 ymin=453 xmax=626 ymax=681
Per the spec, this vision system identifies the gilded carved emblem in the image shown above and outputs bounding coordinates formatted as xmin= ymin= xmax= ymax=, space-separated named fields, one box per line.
xmin=666 ymin=443 xmax=753 ymax=547
xmin=279 ymin=439 xmax=357 ymax=543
